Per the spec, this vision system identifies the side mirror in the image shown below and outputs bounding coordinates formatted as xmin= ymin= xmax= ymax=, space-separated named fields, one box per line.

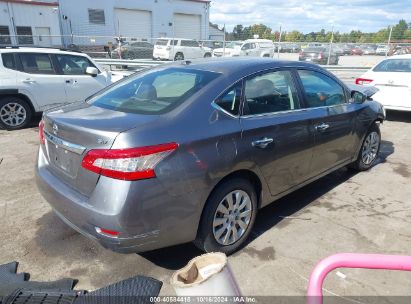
xmin=351 ymin=90 xmax=366 ymax=103
xmin=85 ymin=67 xmax=99 ymax=77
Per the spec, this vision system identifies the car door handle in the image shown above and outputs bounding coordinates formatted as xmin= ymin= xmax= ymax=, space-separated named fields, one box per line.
xmin=315 ymin=123 xmax=330 ymax=132
xmin=252 ymin=137 xmax=274 ymax=148
xmin=22 ymin=78 xmax=36 ymax=84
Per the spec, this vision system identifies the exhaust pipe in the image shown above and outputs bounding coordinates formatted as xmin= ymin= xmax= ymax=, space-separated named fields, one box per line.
xmin=171 ymin=252 xmax=241 ymax=301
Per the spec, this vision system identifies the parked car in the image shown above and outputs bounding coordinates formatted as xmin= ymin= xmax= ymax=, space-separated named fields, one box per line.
xmin=362 ymin=46 xmax=376 ymax=55
xmin=341 ymin=44 xmax=353 ymax=55
xmin=351 ymin=47 xmax=364 ymax=55
xmin=212 ymin=41 xmax=243 ymax=57
xmin=280 ymin=43 xmax=301 ymax=53
xmin=36 ymin=58 xmax=385 ymax=254
xmin=0 ymin=46 xmax=114 ymax=130
xmin=152 ymin=38 xmax=212 ymax=60
xmin=299 ymin=47 xmax=339 ymax=65
xmin=376 ymin=44 xmax=389 ymax=56
xmin=111 ymin=41 xmax=154 ymax=59
xmin=238 ymin=39 xmax=275 ymax=57
xmin=356 ymin=54 xmax=411 ymax=111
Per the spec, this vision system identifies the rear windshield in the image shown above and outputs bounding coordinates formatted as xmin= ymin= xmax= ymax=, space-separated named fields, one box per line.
xmin=155 ymin=39 xmax=169 ymax=46
xmin=90 ymin=68 xmax=221 ymax=114
xmin=304 ymin=47 xmax=325 ymax=52
xmin=373 ymin=59 xmax=411 ymax=72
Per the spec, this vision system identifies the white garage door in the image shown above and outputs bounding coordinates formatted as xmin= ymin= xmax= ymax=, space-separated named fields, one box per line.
xmin=114 ymin=8 xmax=152 ymax=40
xmin=173 ymin=13 xmax=201 ymax=40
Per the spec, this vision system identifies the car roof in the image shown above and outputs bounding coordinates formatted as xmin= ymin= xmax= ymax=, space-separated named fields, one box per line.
xmin=244 ymin=39 xmax=273 ymax=43
xmin=386 ymin=54 xmax=411 ymax=59
xmin=166 ymin=57 xmax=324 ymax=76
xmin=0 ymin=46 xmax=87 ymax=56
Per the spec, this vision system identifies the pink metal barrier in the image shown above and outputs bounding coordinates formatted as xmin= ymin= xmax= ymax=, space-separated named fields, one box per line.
xmin=307 ymin=253 xmax=411 ymax=304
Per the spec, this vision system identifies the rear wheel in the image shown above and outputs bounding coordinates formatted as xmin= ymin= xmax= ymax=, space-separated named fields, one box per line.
xmin=174 ymin=52 xmax=184 ymax=61
xmin=204 ymin=53 xmax=211 ymax=58
xmin=0 ymin=97 xmax=32 ymax=130
xmin=194 ymin=178 xmax=257 ymax=254
xmin=349 ymin=123 xmax=381 ymax=171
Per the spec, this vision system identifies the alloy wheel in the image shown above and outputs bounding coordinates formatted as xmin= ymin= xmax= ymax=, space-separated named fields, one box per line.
xmin=0 ymin=102 xmax=27 ymax=127
xmin=212 ymin=190 xmax=252 ymax=246
xmin=362 ymin=131 xmax=380 ymax=165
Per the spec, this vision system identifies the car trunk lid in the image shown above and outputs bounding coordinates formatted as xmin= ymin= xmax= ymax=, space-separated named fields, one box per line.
xmin=370 ymin=72 xmax=411 ymax=107
xmin=42 ymin=102 xmax=158 ymax=197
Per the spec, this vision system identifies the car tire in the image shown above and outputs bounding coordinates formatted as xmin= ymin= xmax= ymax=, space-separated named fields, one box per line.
xmin=349 ymin=123 xmax=381 ymax=171
xmin=194 ymin=178 xmax=258 ymax=254
xmin=204 ymin=53 xmax=211 ymax=58
xmin=0 ymin=96 xmax=32 ymax=130
xmin=174 ymin=53 xmax=184 ymax=61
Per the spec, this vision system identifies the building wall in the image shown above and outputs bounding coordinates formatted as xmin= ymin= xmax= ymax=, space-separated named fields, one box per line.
xmin=58 ymin=0 xmax=210 ymax=45
xmin=0 ymin=1 xmax=61 ymax=45
xmin=209 ymin=24 xmax=224 ymax=41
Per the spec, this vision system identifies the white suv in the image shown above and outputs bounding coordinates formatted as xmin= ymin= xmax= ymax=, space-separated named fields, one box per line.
xmin=0 ymin=47 xmax=113 ymax=130
xmin=153 ymin=38 xmax=212 ymax=61
xmin=238 ymin=39 xmax=275 ymax=58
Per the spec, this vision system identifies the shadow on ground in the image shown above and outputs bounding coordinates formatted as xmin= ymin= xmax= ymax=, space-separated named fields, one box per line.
xmin=385 ymin=110 xmax=411 ymax=123
xmin=141 ymin=140 xmax=394 ymax=269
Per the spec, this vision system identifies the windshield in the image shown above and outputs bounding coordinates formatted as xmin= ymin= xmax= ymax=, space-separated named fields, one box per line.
xmin=224 ymin=42 xmax=242 ymax=49
xmin=373 ymin=59 xmax=411 ymax=72
xmin=89 ymin=68 xmax=221 ymax=114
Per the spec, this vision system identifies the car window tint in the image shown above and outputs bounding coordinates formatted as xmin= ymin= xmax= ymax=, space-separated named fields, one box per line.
xmin=20 ymin=53 xmax=55 ymax=74
xmin=153 ymin=72 xmax=196 ymax=98
xmin=373 ymin=59 xmax=411 ymax=72
xmin=298 ymin=70 xmax=346 ymax=107
xmin=56 ymin=54 xmax=97 ymax=75
xmin=244 ymin=70 xmax=300 ymax=115
xmin=90 ymin=68 xmax=220 ymax=115
xmin=215 ymin=84 xmax=241 ymax=116
xmin=1 ymin=53 xmax=16 ymax=70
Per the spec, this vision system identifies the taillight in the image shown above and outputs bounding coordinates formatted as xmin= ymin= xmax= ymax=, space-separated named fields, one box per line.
xmin=81 ymin=142 xmax=178 ymax=181
xmin=318 ymin=52 xmax=324 ymax=59
xmin=355 ymin=78 xmax=373 ymax=85
xmin=95 ymin=227 xmax=119 ymax=238
xmin=39 ymin=119 xmax=45 ymax=144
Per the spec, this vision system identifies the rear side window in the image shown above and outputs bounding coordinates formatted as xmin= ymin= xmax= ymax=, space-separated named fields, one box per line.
xmin=56 ymin=54 xmax=98 ymax=75
xmin=214 ymin=84 xmax=242 ymax=116
xmin=181 ymin=40 xmax=199 ymax=47
xmin=243 ymin=70 xmax=300 ymax=115
xmin=19 ymin=53 xmax=55 ymax=74
xmin=90 ymin=68 xmax=220 ymax=114
xmin=373 ymin=59 xmax=411 ymax=72
xmin=298 ymin=70 xmax=346 ymax=107
xmin=1 ymin=53 xmax=16 ymax=70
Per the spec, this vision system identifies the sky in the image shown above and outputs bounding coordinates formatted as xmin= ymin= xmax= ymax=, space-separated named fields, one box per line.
xmin=209 ymin=0 xmax=411 ymax=33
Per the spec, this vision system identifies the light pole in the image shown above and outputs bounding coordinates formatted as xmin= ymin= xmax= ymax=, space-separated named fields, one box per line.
xmin=327 ymin=26 xmax=334 ymax=65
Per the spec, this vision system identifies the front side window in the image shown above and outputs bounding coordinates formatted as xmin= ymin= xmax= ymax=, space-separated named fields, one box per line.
xmin=90 ymin=68 xmax=220 ymax=114
xmin=241 ymin=43 xmax=250 ymax=51
xmin=181 ymin=40 xmax=199 ymax=47
xmin=214 ymin=84 xmax=242 ymax=116
xmin=244 ymin=70 xmax=300 ymax=115
xmin=19 ymin=53 xmax=55 ymax=74
xmin=298 ymin=70 xmax=346 ymax=108
xmin=56 ymin=54 xmax=97 ymax=75
xmin=373 ymin=59 xmax=411 ymax=72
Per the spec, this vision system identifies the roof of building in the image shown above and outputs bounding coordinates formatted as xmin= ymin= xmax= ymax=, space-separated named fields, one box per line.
xmin=0 ymin=0 xmax=58 ymax=6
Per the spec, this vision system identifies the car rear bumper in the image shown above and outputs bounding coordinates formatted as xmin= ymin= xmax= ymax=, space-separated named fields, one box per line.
xmin=35 ymin=147 xmax=202 ymax=253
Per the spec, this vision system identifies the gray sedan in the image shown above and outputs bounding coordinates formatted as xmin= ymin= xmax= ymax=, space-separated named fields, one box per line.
xmin=36 ymin=58 xmax=385 ymax=254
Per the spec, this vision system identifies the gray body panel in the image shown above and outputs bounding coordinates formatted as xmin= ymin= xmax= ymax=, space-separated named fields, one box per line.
xmin=36 ymin=58 xmax=385 ymax=252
